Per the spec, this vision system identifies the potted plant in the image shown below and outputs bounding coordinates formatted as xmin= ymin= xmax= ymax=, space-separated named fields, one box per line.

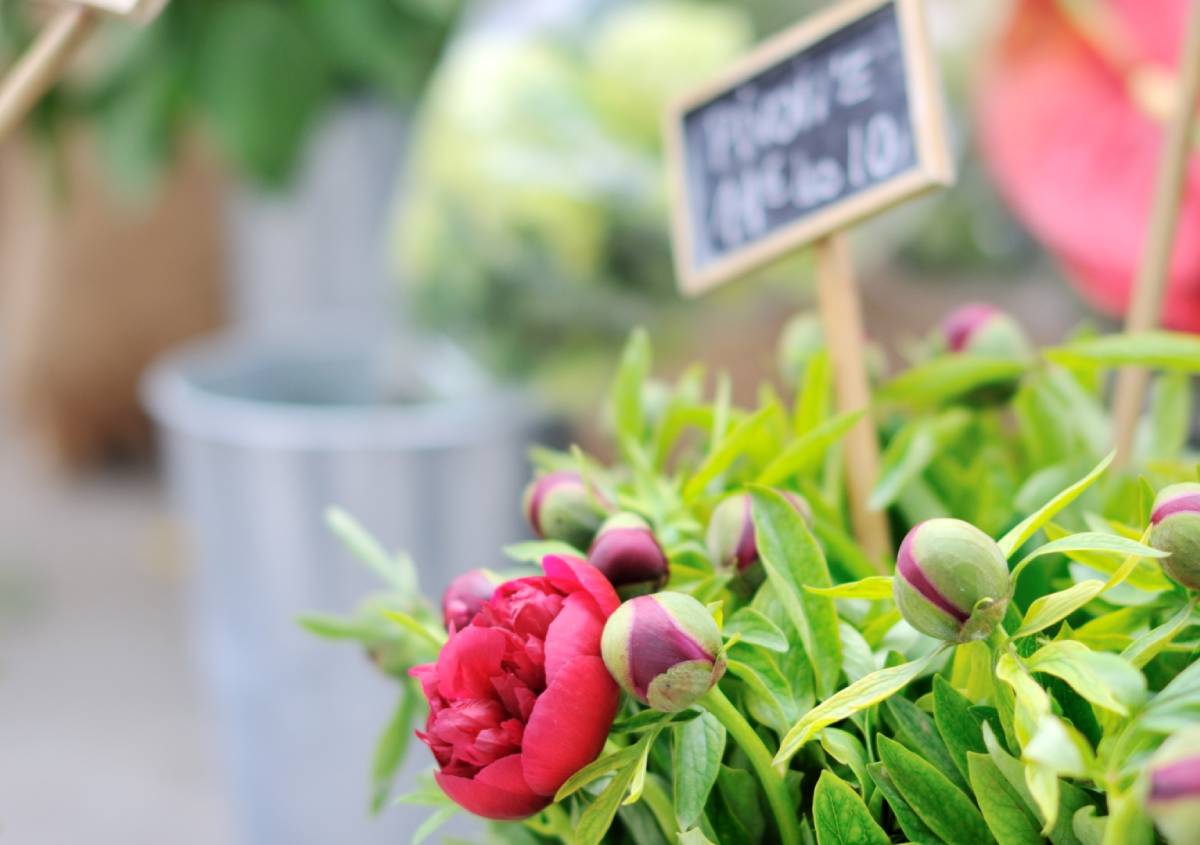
xmin=310 ymin=312 xmax=1200 ymax=843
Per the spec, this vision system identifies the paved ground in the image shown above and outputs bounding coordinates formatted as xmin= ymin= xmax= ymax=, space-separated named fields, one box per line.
xmin=0 ymin=429 xmax=232 ymax=845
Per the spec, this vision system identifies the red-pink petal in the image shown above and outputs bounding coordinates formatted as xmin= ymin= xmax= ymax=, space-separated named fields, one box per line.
xmin=435 ymin=626 xmax=507 ymax=700
xmin=542 ymin=554 xmax=620 ymax=618
xmin=543 ymin=592 xmax=605 ymax=686
xmin=435 ymin=754 xmax=549 ymax=820
xmin=978 ymin=0 xmax=1200 ymax=330
xmin=521 ymin=655 xmax=619 ymax=797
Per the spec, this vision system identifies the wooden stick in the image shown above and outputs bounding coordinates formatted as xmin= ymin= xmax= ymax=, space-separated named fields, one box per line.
xmin=1111 ymin=0 xmax=1200 ymax=467
xmin=0 ymin=5 xmax=99 ymax=142
xmin=814 ymin=233 xmax=891 ymax=570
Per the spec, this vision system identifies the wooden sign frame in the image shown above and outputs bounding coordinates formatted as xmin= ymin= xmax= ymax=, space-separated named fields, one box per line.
xmin=664 ymin=0 xmax=954 ymax=295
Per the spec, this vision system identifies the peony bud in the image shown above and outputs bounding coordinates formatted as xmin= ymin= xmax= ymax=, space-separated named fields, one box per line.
xmin=1149 ymin=483 xmax=1200 ymax=590
xmin=1147 ymin=725 xmax=1200 ymax=845
xmin=601 ymin=592 xmax=725 ymax=712
xmin=588 ymin=513 xmax=669 ymax=596
xmin=522 ymin=470 xmax=607 ymax=550
xmin=707 ymin=491 xmax=811 ymax=573
xmin=441 ymin=569 xmax=502 ymax=632
xmin=893 ymin=518 xmax=1010 ymax=642
xmin=942 ymin=304 xmax=1031 ymax=359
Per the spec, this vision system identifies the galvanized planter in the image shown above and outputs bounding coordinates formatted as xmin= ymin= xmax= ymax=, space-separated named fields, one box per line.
xmin=144 ymin=326 xmax=553 ymax=844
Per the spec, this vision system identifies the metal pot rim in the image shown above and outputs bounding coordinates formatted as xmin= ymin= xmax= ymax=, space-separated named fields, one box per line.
xmin=141 ymin=327 xmax=550 ymax=451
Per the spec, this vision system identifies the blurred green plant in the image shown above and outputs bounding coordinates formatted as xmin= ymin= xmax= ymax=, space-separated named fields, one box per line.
xmin=0 ymin=0 xmax=460 ymax=190
xmin=394 ymin=2 xmax=757 ymax=388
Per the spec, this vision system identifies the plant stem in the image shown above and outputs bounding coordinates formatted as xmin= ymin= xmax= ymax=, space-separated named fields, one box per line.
xmin=641 ymin=773 xmax=678 ymax=841
xmin=702 ymin=686 xmax=802 ymax=845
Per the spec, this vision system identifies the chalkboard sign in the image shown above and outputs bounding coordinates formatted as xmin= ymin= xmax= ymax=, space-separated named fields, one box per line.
xmin=665 ymin=0 xmax=953 ymax=294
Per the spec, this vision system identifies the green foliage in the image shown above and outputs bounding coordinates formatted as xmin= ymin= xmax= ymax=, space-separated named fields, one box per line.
xmin=2 ymin=0 xmax=460 ymax=190
xmin=310 ymin=325 xmax=1200 ymax=843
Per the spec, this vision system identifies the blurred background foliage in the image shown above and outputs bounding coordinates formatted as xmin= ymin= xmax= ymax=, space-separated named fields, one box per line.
xmin=0 ymin=0 xmax=460 ymax=189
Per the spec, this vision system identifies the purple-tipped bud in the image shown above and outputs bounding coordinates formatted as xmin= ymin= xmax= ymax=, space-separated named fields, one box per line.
xmin=707 ymin=491 xmax=812 ymax=573
xmin=1147 ymin=725 xmax=1200 ymax=845
xmin=601 ymin=592 xmax=725 ymax=712
xmin=522 ymin=470 xmax=607 ymax=550
xmin=588 ymin=513 xmax=669 ymax=597
xmin=893 ymin=518 xmax=1009 ymax=642
xmin=441 ymin=569 xmax=502 ymax=632
xmin=941 ymin=304 xmax=1031 ymax=359
xmin=1149 ymin=483 xmax=1200 ymax=590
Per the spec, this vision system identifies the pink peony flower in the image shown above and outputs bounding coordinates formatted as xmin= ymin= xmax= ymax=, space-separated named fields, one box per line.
xmin=412 ymin=556 xmax=621 ymax=820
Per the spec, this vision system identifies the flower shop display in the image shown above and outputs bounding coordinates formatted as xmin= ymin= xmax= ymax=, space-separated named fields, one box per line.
xmin=308 ymin=310 xmax=1200 ymax=844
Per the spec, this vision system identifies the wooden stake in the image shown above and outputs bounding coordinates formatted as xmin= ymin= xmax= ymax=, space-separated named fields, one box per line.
xmin=0 ymin=6 xmax=98 ymax=142
xmin=1111 ymin=0 xmax=1200 ymax=467
xmin=814 ymin=233 xmax=891 ymax=571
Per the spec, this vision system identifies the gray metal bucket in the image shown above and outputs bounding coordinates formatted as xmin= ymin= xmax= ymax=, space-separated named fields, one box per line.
xmin=143 ymin=327 xmax=553 ymax=844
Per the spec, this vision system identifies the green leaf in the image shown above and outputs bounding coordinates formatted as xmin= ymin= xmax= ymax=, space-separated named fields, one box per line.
xmin=555 ymin=741 xmax=646 ymax=802
xmin=1015 ymin=581 xmax=1105 ymax=638
xmin=326 ymin=507 xmax=415 ymax=591
xmin=1016 ymin=537 xmax=1150 ymax=638
xmin=382 ymin=609 xmax=446 ymax=650
xmin=867 ymin=761 xmax=941 ymax=844
xmin=968 ymin=752 xmax=1043 ymax=845
xmin=813 ymin=771 xmax=890 ymax=845
xmin=756 ymin=410 xmax=864 ymax=487
xmin=1073 ymin=806 xmax=1106 ymax=845
xmin=878 ymin=355 xmax=1028 ymax=407
xmin=877 ymin=736 xmax=993 ymax=844
xmin=998 ymin=452 xmax=1115 ymax=558
xmin=1024 ymin=641 xmax=1146 ymax=716
xmin=1010 ymin=532 xmax=1165 ymax=586
xmin=775 ymin=649 xmax=943 ymax=763
xmin=623 ymin=735 xmax=655 ymax=806
xmin=726 ymin=651 xmax=804 ymax=735
xmin=933 ymin=676 xmax=987 ymax=783
xmin=870 ymin=410 xmax=970 ymax=509
xmin=1045 ymin=330 xmax=1200 ymax=371
xmin=674 ymin=711 xmax=726 ymax=829
xmin=750 ymin=488 xmax=842 ymax=699
xmin=714 ymin=765 xmax=766 ymax=843
xmin=804 ymin=576 xmax=894 ymax=600
xmin=370 ymin=682 xmax=420 ymax=813
xmin=297 ymin=613 xmax=380 ymax=642
xmin=578 ymin=740 xmax=651 ymax=845
xmin=610 ymin=328 xmax=651 ymax=456
xmin=724 ymin=607 xmax=789 ymax=652
xmin=679 ymin=828 xmax=717 ymax=845
xmin=412 ymin=806 xmax=457 ymax=845
xmin=886 ymin=695 xmax=968 ymax=792
xmin=819 ymin=727 xmax=871 ymax=796
xmin=196 ymin=0 xmax=331 ymax=186
xmin=1137 ymin=656 xmax=1200 ymax=733
xmin=684 ymin=406 xmax=776 ymax=502
xmin=1121 ymin=602 xmax=1197 ymax=668
xmin=1143 ymin=372 xmax=1191 ymax=458
xmin=982 ymin=724 xmax=1090 ymax=845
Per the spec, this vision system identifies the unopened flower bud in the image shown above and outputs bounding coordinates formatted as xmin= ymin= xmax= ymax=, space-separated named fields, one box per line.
xmin=942 ymin=304 xmax=1031 ymax=359
xmin=1147 ymin=725 xmax=1200 ymax=845
xmin=588 ymin=513 xmax=668 ymax=596
xmin=441 ymin=569 xmax=502 ymax=631
xmin=522 ymin=471 xmax=607 ymax=550
xmin=601 ymin=592 xmax=725 ymax=712
xmin=1149 ymin=483 xmax=1200 ymax=590
xmin=893 ymin=518 xmax=1009 ymax=642
xmin=707 ymin=491 xmax=811 ymax=573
